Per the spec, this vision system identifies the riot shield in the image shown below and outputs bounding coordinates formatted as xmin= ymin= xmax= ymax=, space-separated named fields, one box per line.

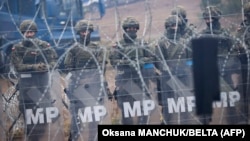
xmin=18 ymin=71 xmax=65 ymax=141
xmin=66 ymin=69 xmax=109 ymax=141
xmin=157 ymin=58 xmax=201 ymax=125
xmin=114 ymin=64 xmax=155 ymax=125
xmin=191 ymin=35 xmax=245 ymax=124
xmin=211 ymin=56 xmax=245 ymax=124
xmin=0 ymin=77 xmax=21 ymax=141
xmin=0 ymin=81 xmax=7 ymax=141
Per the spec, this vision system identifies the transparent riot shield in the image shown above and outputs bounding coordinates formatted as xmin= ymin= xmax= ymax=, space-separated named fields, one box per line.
xmin=0 ymin=82 xmax=7 ymax=141
xmin=158 ymin=58 xmax=245 ymax=125
xmin=113 ymin=63 xmax=155 ymax=125
xmin=1 ymin=77 xmax=21 ymax=141
xmin=18 ymin=71 xmax=65 ymax=141
xmin=210 ymin=55 xmax=245 ymax=124
xmin=158 ymin=59 xmax=201 ymax=125
xmin=66 ymin=69 xmax=109 ymax=141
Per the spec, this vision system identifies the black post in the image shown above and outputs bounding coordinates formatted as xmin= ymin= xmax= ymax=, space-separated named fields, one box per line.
xmin=191 ymin=35 xmax=220 ymax=124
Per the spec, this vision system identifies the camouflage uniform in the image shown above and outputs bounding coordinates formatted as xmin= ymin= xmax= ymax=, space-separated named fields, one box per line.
xmin=155 ymin=15 xmax=196 ymax=124
xmin=198 ymin=7 xmax=242 ymax=124
xmin=10 ymin=20 xmax=59 ymax=140
xmin=201 ymin=7 xmax=241 ymax=90
xmin=109 ymin=16 xmax=155 ymax=125
xmin=236 ymin=2 xmax=250 ymax=124
xmin=64 ymin=20 xmax=108 ymax=141
xmin=171 ymin=5 xmax=197 ymax=38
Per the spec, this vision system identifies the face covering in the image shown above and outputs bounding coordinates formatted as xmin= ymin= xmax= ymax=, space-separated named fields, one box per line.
xmin=165 ymin=27 xmax=181 ymax=40
xmin=206 ymin=19 xmax=221 ymax=30
xmin=123 ymin=30 xmax=137 ymax=43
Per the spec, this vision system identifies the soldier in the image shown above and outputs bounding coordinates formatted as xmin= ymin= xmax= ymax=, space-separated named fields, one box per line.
xmin=154 ymin=15 xmax=196 ymax=124
xmin=109 ymin=16 xmax=155 ymax=125
xmin=64 ymin=19 xmax=110 ymax=141
xmin=201 ymin=6 xmax=241 ymax=92
xmin=198 ymin=6 xmax=242 ymax=124
xmin=10 ymin=19 xmax=61 ymax=140
xmin=236 ymin=2 xmax=250 ymax=124
xmin=171 ymin=5 xmax=197 ymax=38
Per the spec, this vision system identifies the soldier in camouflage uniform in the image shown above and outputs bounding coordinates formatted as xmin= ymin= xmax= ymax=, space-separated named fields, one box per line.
xmin=201 ymin=6 xmax=240 ymax=91
xmin=109 ymin=16 xmax=155 ymax=125
xmin=171 ymin=5 xmax=197 ymax=38
xmin=236 ymin=2 xmax=250 ymax=124
xmin=10 ymin=19 xmax=59 ymax=140
xmin=64 ymin=19 xmax=109 ymax=141
xmin=154 ymin=15 xmax=196 ymax=124
xmin=199 ymin=6 xmax=242 ymax=124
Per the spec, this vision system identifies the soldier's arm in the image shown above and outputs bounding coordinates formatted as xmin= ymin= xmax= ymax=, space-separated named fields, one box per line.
xmin=141 ymin=44 xmax=155 ymax=63
xmin=154 ymin=40 xmax=168 ymax=70
xmin=39 ymin=41 xmax=58 ymax=69
xmin=46 ymin=48 xmax=58 ymax=69
xmin=64 ymin=50 xmax=74 ymax=71
xmin=98 ymin=46 xmax=108 ymax=66
xmin=109 ymin=45 xmax=123 ymax=66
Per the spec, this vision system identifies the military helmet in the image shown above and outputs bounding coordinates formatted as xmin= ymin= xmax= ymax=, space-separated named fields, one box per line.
xmin=165 ymin=15 xmax=182 ymax=29
xmin=20 ymin=20 xmax=38 ymax=34
xmin=122 ymin=16 xmax=140 ymax=30
xmin=171 ymin=6 xmax=187 ymax=19
xmin=202 ymin=6 xmax=221 ymax=20
xmin=244 ymin=2 xmax=250 ymax=17
xmin=74 ymin=20 xmax=94 ymax=34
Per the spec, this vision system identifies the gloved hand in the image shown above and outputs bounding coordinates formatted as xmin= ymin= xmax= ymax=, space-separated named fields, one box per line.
xmin=33 ymin=63 xmax=47 ymax=71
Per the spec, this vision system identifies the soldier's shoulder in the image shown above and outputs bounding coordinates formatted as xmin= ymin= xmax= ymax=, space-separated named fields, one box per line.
xmin=11 ymin=42 xmax=23 ymax=51
xmin=36 ymin=39 xmax=51 ymax=48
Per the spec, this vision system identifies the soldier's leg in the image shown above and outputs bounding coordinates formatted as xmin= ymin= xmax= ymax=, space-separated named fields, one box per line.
xmin=68 ymin=100 xmax=82 ymax=141
xmin=158 ymin=74 xmax=175 ymax=125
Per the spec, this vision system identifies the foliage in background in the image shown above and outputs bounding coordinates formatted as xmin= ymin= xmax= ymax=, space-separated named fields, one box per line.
xmin=200 ymin=0 xmax=242 ymax=15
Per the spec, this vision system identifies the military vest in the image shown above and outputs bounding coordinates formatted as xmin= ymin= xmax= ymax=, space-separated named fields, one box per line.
xmin=13 ymin=39 xmax=54 ymax=64
xmin=157 ymin=37 xmax=188 ymax=60
xmin=115 ymin=39 xmax=150 ymax=60
xmin=68 ymin=42 xmax=103 ymax=69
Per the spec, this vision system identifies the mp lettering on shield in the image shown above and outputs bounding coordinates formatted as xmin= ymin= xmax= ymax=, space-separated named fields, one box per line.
xmin=25 ymin=107 xmax=59 ymax=124
xmin=123 ymin=100 xmax=155 ymax=117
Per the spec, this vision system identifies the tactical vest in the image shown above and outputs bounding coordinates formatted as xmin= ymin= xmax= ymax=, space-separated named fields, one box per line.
xmin=14 ymin=39 xmax=53 ymax=64
xmin=116 ymin=39 xmax=149 ymax=60
xmin=158 ymin=37 xmax=188 ymax=60
xmin=69 ymin=42 xmax=102 ymax=69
